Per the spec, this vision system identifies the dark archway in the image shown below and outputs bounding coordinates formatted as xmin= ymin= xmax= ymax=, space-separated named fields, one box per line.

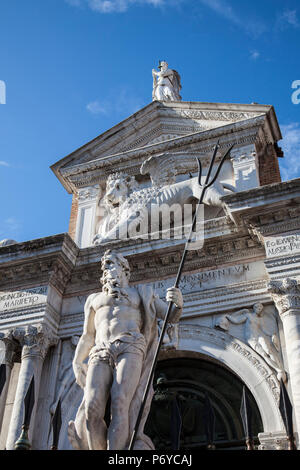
xmin=145 ymin=357 xmax=263 ymax=450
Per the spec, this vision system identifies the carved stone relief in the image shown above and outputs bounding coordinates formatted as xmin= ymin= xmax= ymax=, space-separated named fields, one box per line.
xmin=50 ymin=336 xmax=79 ymax=416
xmin=214 ymin=303 xmax=286 ymax=382
xmin=93 ymin=150 xmax=236 ymax=245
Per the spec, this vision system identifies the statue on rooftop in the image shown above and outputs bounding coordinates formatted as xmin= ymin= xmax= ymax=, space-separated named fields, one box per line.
xmin=152 ymin=61 xmax=182 ymax=102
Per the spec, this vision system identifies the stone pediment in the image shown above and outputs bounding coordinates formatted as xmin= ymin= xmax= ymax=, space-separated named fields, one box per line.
xmin=51 ymin=101 xmax=280 ymax=192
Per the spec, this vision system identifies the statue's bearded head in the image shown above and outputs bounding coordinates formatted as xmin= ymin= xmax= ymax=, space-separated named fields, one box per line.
xmin=104 ymin=173 xmax=137 ymax=211
xmin=100 ymin=250 xmax=130 ymax=296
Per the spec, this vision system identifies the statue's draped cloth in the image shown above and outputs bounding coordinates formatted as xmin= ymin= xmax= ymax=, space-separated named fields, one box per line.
xmin=68 ymin=284 xmax=159 ymax=450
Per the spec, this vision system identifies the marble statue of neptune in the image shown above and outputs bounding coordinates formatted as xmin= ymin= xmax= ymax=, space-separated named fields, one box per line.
xmin=68 ymin=249 xmax=183 ymax=450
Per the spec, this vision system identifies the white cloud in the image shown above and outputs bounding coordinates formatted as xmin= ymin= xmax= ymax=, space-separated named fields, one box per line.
xmin=198 ymin=0 xmax=267 ymax=37
xmin=88 ymin=0 xmax=128 ymax=13
xmin=250 ymin=50 xmax=260 ymax=60
xmin=86 ymin=100 xmax=108 ymax=114
xmin=65 ymin=0 xmax=165 ymax=13
xmin=279 ymin=123 xmax=300 ymax=181
xmin=199 ymin=0 xmax=240 ymax=25
xmin=277 ymin=9 xmax=299 ymax=29
xmin=86 ymin=88 xmax=145 ymax=118
xmin=0 ymin=161 xmax=9 ymax=167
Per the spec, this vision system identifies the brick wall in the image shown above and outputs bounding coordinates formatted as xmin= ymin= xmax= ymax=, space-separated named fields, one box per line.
xmin=68 ymin=194 xmax=78 ymax=240
xmin=257 ymin=142 xmax=282 ymax=186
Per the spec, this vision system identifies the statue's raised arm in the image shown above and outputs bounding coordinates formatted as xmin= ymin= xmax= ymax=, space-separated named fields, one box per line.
xmin=152 ymin=61 xmax=182 ymax=102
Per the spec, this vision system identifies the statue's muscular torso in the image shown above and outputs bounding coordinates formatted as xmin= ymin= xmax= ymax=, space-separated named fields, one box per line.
xmin=89 ymin=287 xmax=143 ymax=344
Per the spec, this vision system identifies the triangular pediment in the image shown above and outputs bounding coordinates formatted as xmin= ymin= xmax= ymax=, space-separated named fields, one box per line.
xmin=51 ymin=100 xmax=281 ymax=192
xmin=53 ymin=102 xmax=273 ymax=166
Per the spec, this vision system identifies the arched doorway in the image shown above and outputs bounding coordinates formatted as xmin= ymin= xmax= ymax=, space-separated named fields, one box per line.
xmin=145 ymin=357 xmax=263 ymax=450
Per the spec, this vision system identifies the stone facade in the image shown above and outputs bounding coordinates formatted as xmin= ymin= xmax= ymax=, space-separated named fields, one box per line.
xmin=0 ymin=99 xmax=299 ymax=450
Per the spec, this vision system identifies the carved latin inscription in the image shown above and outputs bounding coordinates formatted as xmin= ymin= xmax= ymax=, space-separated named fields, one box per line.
xmin=265 ymin=233 xmax=300 ymax=258
xmin=0 ymin=286 xmax=48 ymax=311
xmin=151 ymin=262 xmax=264 ymax=297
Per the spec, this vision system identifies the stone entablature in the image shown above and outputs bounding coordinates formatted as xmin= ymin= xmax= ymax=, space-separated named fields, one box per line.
xmin=222 ymin=178 xmax=300 ymax=229
xmin=0 ymin=234 xmax=78 ymax=289
xmin=0 ymin=234 xmax=78 ymax=336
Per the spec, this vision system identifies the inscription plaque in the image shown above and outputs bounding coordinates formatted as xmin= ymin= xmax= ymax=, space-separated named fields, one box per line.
xmin=0 ymin=286 xmax=48 ymax=312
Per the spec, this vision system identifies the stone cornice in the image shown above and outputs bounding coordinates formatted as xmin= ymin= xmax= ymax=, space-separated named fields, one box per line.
xmin=0 ymin=233 xmax=79 ymax=264
xmin=240 ymin=208 xmax=300 ymax=248
xmin=0 ymin=224 xmax=265 ymax=296
xmin=64 ymin=233 xmax=264 ymax=295
xmin=62 ymin=116 xmax=264 ymax=176
xmin=53 ymin=114 xmax=269 ymax=193
xmin=51 ymin=101 xmax=278 ymax=189
xmin=0 ymin=233 xmax=79 ymax=294
xmin=223 ymin=178 xmax=300 ymax=207
xmin=222 ymin=178 xmax=300 ymax=228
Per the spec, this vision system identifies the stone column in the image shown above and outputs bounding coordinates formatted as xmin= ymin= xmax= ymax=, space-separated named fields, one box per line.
xmin=6 ymin=325 xmax=57 ymax=450
xmin=268 ymin=278 xmax=300 ymax=438
xmin=75 ymin=185 xmax=100 ymax=248
xmin=0 ymin=330 xmax=18 ymax=434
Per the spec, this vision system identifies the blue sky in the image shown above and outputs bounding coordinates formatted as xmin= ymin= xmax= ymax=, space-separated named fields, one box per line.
xmin=0 ymin=0 xmax=299 ymax=243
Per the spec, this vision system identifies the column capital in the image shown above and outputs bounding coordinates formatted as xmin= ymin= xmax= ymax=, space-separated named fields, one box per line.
xmin=268 ymin=277 xmax=300 ymax=316
xmin=12 ymin=324 xmax=58 ymax=361
xmin=0 ymin=329 xmax=19 ymax=368
xmin=77 ymin=185 xmax=100 ymax=204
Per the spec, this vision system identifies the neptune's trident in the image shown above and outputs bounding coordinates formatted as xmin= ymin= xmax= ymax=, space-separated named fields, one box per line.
xmin=129 ymin=140 xmax=235 ymax=450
